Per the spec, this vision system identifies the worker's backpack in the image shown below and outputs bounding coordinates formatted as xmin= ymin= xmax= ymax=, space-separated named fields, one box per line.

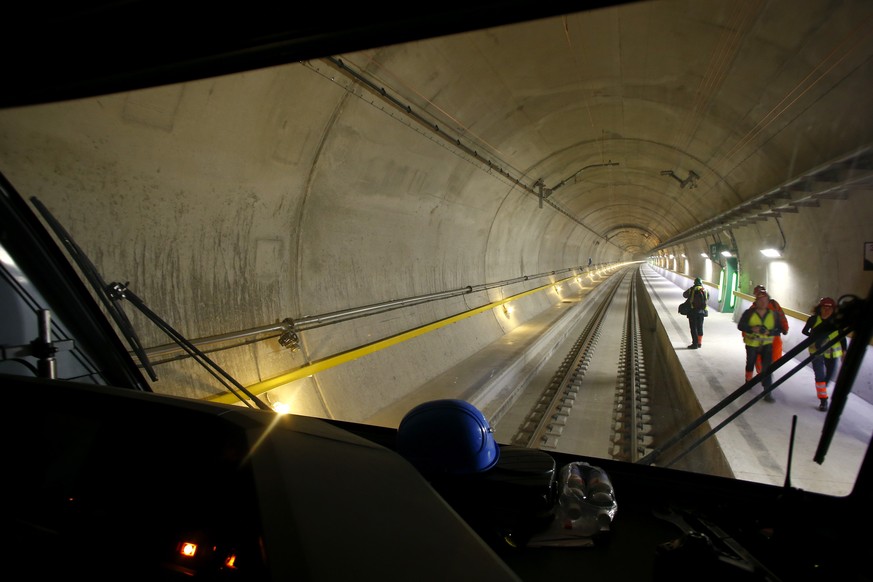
xmin=691 ymin=287 xmax=706 ymax=311
xmin=771 ymin=299 xmax=789 ymax=333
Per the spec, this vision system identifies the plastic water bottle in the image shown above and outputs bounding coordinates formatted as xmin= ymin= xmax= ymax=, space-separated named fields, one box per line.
xmin=585 ymin=465 xmax=615 ymax=506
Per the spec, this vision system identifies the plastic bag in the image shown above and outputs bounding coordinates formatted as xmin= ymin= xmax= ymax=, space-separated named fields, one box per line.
xmin=527 ymin=461 xmax=617 ymax=547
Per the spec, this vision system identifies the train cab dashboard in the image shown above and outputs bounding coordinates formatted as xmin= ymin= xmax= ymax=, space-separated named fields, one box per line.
xmin=6 ymin=369 xmax=872 ymax=582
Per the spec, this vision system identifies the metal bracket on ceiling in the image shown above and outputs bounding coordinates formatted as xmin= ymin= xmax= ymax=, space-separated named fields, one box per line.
xmin=535 ymin=179 xmax=553 ymax=209
xmin=660 ymin=169 xmax=700 ymax=189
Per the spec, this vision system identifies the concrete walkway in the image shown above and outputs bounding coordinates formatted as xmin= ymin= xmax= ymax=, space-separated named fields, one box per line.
xmin=643 ymin=265 xmax=873 ymax=497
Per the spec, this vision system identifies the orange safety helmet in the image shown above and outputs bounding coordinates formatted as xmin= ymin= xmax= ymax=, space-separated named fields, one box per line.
xmin=819 ymin=297 xmax=836 ymax=309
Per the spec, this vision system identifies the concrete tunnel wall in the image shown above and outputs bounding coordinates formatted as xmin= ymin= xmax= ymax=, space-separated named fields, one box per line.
xmin=1 ymin=59 xmax=872 ymax=426
xmin=0 ymin=66 xmax=625 ymax=422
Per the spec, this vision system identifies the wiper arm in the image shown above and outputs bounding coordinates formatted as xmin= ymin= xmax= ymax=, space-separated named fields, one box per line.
xmin=30 ymin=197 xmax=269 ymax=410
xmin=30 ymin=197 xmax=158 ymax=381
xmin=660 ymin=331 xmax=847 ymax=469
xmin=638 ymin=321 xmax=852 ymax=467
xmin=814 ymin=289 xmax=872 ymax=464
xmin=107 ymin=282 xmax=271 ymax=411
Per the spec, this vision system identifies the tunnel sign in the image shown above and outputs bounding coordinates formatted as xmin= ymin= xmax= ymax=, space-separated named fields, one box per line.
xmin=709 ymin=243 xmax=725 ymax=262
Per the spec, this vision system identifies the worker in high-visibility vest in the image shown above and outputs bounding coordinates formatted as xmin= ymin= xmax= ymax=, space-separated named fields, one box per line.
xmin=683 ymin=277 xmax=709 ymax=349
xmin=801 ymin=297 xmax=847 ymax=412
xmin=738 ymin=292 xmax=781 ymax=402
xmin=752 ymin=284 xmax=789 ymax=373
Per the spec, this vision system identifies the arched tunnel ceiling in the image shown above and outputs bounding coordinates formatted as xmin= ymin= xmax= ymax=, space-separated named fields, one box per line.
xmin=325 ymin=1 xmax=873 ymax=257
xmin=3 ymin=0 xmax=873 ymax=260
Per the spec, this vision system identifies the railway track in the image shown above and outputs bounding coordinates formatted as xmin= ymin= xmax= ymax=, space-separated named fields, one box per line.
xmin=507 ymin=266 xmax=653 ymax=462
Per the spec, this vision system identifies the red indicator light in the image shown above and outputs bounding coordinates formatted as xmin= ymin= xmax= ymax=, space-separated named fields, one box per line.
xmin=179 ymin=542 xmax=197 ymax=557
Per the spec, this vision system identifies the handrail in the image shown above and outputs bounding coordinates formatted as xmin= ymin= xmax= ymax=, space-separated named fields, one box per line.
xmin=139 ymin=265 xmax=596 ymax=361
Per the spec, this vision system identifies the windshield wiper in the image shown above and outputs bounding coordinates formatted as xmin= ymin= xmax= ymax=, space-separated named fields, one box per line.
xmin=30 ymin=197 xmax=157 ymax=382
xmin=105 ymin=281 xmax=271 ymax=411
xmin=30 ymin=197 xmax=270 ymax=410
xmin=638 ymin=316 xmax=856 ymax=468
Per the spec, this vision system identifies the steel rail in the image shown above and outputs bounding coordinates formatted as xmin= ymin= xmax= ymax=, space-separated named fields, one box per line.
xmin=511 ymin=272 xmax=627 ymax=449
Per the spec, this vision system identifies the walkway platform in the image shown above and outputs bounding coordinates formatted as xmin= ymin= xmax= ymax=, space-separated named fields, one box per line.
xmin=644 ymin=265 xmax=873 ymax=497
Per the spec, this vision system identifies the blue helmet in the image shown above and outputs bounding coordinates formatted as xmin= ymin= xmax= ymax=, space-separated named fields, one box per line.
xmin=397 ymin=399 xmax=500 ymax=475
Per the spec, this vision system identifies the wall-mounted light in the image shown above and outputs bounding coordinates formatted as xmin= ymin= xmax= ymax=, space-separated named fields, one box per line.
xmin=760 ymin=248 xmax=782 ymax=258
xmin=680 ymin=253 xmax=686 ymax=258
xmin=700 ymin=253 xmax=708 ymax=258
xmin=502 ymin=304 xmax=513 ymax=318
xmin=721 ymin=250 xmax=733 ymax=257
xmin=266 ymin=393 xmax=291 ymax=414
xmin=669 ymin=254 xmax=674 ymax=259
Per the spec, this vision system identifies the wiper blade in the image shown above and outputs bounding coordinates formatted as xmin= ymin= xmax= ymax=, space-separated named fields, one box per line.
xmin=30 ymin=197 xmax=158 ymax=381
xmin=814 ymin=289 xmax=872 ymax=464
xmin=637 ymin=321 xmax=852 ymax=468
xmin=106 ymin=282 xmax=271 ymax=411
xmin=30 ymin=197 xmax=270 ymax=410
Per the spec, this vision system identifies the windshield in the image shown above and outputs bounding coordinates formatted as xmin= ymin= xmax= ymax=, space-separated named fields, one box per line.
xmin=1 ymin=1 xmax=871 ymax=500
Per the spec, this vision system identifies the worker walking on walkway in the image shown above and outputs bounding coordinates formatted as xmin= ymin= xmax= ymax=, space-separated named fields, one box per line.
xmin=738 ymin=292 xmax=781 ymax=402
xmin=683 ymin=277 xmax=709 ymax=349
xmin=801 ymin=297 xmax=846 ymax=412
xmin=752 ymin=284 xmax=789 ymax=373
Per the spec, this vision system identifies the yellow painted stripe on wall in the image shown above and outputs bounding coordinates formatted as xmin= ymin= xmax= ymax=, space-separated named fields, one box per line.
xmin=206 ymin=275 xmax=580 ymax=405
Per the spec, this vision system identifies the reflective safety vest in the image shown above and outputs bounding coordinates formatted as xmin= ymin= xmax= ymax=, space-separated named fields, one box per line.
xmin=808 ymin=316 xmax=844 ymax=359
xmin=743 ymin=310 xmax=777 ymax=347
